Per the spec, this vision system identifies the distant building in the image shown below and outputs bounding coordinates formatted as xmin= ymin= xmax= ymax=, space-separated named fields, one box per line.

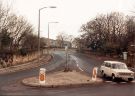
xmin=42 ymin=38 xmax=72 ymax=48
xmin=62 ymin=41 xmax=72 ymax=48
xmin=50 ymin=39 xmax=57 ymax=48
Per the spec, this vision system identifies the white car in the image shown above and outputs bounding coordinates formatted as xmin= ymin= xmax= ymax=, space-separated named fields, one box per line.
xmin=100 ymin=61 xmax=134 ymax=81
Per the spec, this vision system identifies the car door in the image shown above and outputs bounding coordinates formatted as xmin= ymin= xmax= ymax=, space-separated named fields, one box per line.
xmin=107 ymin=63 xmax=112 ymax=76
xmin=103 ymin=63 xmax=108 ymax=76
xmin=104 ymin=63 xmax=111 ymax=76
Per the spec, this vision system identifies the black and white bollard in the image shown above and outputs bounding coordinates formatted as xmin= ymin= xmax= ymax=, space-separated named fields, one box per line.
xmin=39 ymin=68 xmax=46 ymax=84
xmin=92 ymin=67 xmax=98 ymax=81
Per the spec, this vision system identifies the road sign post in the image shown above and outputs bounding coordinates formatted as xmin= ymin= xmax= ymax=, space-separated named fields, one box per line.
xmin=123 ymin=52 xmax=128 ymax=60
xmin=64 ymin=46 xmax=69 ymax=71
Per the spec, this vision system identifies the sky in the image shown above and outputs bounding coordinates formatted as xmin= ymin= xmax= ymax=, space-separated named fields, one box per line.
xmin=1 ymin=0 xmax=135 ymax=39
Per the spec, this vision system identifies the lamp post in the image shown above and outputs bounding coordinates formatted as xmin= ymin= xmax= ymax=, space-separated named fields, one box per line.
xmin=38 ymin=6 xmax=56 ymax=64
xmin=47 ymin=22 xmax=59 ymax=54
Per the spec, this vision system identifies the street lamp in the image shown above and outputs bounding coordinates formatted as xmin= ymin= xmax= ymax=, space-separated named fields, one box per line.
xmin=48 ymin=22 xmax=59 ymax=54
xmin=38 ymin=6 xmax=57 ymax=64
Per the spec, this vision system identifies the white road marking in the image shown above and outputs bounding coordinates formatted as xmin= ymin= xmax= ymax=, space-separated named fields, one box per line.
xmin=77 ymin=64 xmax=79 ymax=67
xmin=105 ymin=81 xmax=112 ymax=83
xmin=70 ymin=55 xmax=84 ymax=72
xmin=79 ymin=67 xmax=84 ymax=71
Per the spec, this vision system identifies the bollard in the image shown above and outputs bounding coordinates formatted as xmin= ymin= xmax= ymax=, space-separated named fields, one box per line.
xmin=39 ymin=68 xmax=46 ymax=84
xmin=92 ymin=67 xmax=98 ymax=81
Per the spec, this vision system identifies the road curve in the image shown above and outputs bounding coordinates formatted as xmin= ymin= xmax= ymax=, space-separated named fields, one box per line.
xmin=0 ymin=51 xmax=66 ymax=86
xmin=1 ymin=50 xmax=135 ymax=96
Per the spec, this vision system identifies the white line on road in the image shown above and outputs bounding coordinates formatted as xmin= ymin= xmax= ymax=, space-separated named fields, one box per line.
xmin=70 ymin=55 xmax=84 ymax=72
xmin=78 ymin=67 xmax=84 ymax=71
xmin=105 ymin=81 xmax=112 ymax=83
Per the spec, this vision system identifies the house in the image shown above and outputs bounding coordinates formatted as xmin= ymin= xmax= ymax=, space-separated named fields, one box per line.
xmin=42 ymin=37 xmax=72 ymax=48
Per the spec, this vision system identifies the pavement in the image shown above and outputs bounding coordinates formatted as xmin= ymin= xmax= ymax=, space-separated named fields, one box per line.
xmin=0 ymin=54 xmax=52 ymax=75
xmin=22 ymin=70 xmax=103 ymax=88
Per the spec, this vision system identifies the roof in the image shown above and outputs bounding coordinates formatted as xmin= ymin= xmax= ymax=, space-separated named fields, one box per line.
xmin=104 ymin=61 xmax=125 ymax=65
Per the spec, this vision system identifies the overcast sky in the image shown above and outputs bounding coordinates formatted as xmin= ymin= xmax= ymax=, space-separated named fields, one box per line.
xmin=1 ymin=0 xmax=135 ymax=39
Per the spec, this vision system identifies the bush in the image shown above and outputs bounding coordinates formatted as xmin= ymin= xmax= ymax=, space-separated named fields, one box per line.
xmin=19 ymin=48 xmax=27 ymax=56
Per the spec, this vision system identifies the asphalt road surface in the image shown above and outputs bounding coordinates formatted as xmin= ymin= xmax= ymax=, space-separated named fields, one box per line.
xmin=0 ymin=50 xmax=135 ymax=96
xmin=1 ymin=82 xmax=135 ymax=96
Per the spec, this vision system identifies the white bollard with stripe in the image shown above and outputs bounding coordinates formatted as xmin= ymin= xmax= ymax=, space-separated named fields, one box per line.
xmin=39 ymin=68 xmax=46 ymax=84
xmin=92 ymin=67 xmax=98 ymax=81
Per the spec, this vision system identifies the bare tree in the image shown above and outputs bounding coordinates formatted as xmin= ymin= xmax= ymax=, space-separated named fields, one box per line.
xmin=6 ymin=15 xmax=34 ymax=50
xmin=56 ymin=32 xmax=68 ymax=48
xmin=79 ymin=12 xmax=128 ymax=55
xmin=21 ymin=33 xmax=38 ymax=51
xmin=126 ymin=16 xmax=135 ymax=44
xmin=0 ymin=2 xmax=38 ymax=67
xmin=66 ymin=35 xmax=74 ymax=47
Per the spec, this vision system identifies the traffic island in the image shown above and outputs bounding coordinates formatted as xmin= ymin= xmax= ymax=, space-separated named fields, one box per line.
xmin=22 ymin=70 xmax=103 ymax=88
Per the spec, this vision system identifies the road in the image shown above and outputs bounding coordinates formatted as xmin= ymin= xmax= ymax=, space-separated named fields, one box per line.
xmin=2 ymin=83 xmax=135 ymax=96
xmin=0 ymin=51 xmax=66 ymax=89
xmin=0 ymin=50 xmax=135 ymax=96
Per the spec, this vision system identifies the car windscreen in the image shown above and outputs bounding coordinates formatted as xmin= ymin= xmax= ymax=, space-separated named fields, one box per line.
xmin=112 ymin=64 xmax=127 ymax=69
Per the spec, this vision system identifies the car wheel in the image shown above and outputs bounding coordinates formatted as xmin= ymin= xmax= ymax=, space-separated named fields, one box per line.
xmin=128 ymin=78 xmax=133 ymax=82
xmin=112 ymin=74 xmax=116 ymax=81
xmin=103 ymin=73 xmax=106 ymax=78
xmin=101 ymin=71 xmax=106 ymax=78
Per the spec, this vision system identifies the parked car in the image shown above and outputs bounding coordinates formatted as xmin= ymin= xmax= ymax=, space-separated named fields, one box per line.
xmin=100 ymin=61 xmax=134 ymax=81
